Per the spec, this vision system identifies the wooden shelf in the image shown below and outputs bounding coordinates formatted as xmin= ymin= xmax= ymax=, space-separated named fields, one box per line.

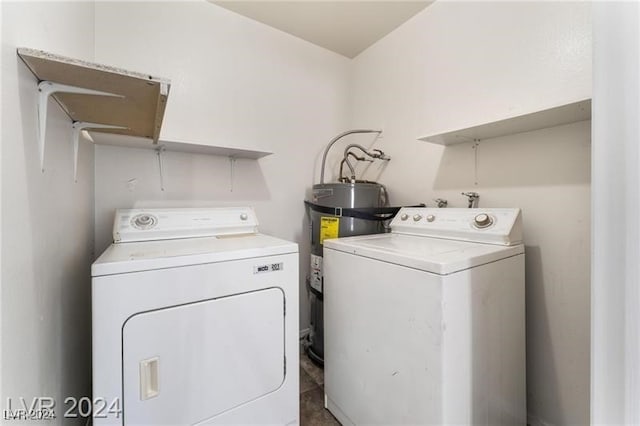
xmin=17 ymin=48 xmax=271 ymax=183
xmin=418 ymin=99 xmax=591 ymax=145
xmin=18 ymin=48 xmax=170 ymax=142
xmin=89 ymin=133 xmax=273 ymax=159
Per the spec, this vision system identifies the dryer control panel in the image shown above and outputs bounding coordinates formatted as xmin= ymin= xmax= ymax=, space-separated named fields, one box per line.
xmin=113 ymin=207 xmax=259 ymax=243
xmin=391 ymin=207 xmax=523 ymax=246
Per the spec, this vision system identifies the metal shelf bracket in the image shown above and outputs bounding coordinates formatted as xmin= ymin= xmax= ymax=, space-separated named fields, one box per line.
xmin=156 ymin=146 xmax=166 ymax=191
xmin=38 ymin=80 xmax=124 ymax=172
xmin=229 ymin=157 xmax=236 ymax=192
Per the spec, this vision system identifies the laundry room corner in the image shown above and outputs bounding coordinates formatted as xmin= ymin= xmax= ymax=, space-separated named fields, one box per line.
xmin=5 ymin=0 xmax=638 ymax=424
xmin=1 ymin=2 xmax=96 ymax=424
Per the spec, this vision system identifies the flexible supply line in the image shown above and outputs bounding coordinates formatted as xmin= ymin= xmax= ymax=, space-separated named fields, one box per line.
xmin=339 ymin=151 xmax=373 ymax=182
xmin=342 ymin=143 xmax=391 ymax=182
xmin=319 ymin=129 xmax=382 ymax=184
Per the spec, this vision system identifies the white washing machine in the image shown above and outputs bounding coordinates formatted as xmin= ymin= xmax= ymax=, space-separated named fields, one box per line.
xmin=91 ymin=207 xmax=299 ymax=425
xmin=324 ymin=207 xmax=526 ymax=425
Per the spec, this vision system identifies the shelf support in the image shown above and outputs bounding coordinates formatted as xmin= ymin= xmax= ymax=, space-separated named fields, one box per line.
xmin=72 ymin=122 xmax=127 ymax=182
xmin=38 ymin=81 xmax=124 ymax=172
xmin=473 ymin=139 xmax=480 ymax=186
xmin=156 ymin=146 xmax=166 ymax=192
xmin=229 ymin=157 xmax=236 ymax=192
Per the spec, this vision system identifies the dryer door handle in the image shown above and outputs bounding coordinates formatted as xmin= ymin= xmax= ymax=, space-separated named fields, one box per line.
xmin=140 ymin=357 xmax=160 ymax=400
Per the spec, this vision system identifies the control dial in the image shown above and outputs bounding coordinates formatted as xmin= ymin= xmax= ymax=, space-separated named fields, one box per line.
xmin=473 ymin=213 xmax=493 ymax=229
xmin=131 ymin=213 xmax=158 ymax=230
xmin=240 ymin=213 xmax=249 ymax=221
xmin=426 ymin=215 xmax=435 ymax=222
xmin=413 ymin=214 xmax=422 ymax=222
xmin=400 ymin=213 xmax=409 ymax=221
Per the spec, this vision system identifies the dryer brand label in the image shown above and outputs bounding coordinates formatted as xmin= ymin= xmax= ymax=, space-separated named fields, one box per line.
xmin=253 ymin=263 xmax=284 ymax=274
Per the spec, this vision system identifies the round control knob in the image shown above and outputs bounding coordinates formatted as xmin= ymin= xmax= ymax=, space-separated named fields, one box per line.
xmin=240 ymin=213 xmax=249 ymax=221
xmin=426 ymin=214 xmax=435 ymax=222
xmin=413 ymin=214 xmax=422 ymax=222
xmin=137 ymin=215 xmax=152 ymax=225
xmin=131 ymin=213 xmax=157 ymax=230
xmin=474 ymin=213 xmax=493 ymax=228
xmin=400 ymin=213 xmax=409 ymax=221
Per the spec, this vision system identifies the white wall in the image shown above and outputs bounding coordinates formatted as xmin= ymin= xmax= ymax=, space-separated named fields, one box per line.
xmin=0 ymin=1 xmax=4 ymax=404
xmin=1 ymin=2 xmax=95 ymax=424
xmin=350 ymin=2 xmax=591 ymax=425
xmin=592 ymin=3 xmax=640 ymax=424
xmin=93 ymin=1 xmax=352 ymax=332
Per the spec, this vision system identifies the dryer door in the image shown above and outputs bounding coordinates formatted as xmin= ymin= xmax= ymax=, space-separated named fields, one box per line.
xmin=122 ymin=287 xmax=285 ymax=424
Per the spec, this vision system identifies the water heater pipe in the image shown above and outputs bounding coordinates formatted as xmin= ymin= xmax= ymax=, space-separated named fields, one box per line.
xmin=342 ymin=143 xmax=391 ymax=182
xmin=319 ymin=129 xmax=382 ymax=184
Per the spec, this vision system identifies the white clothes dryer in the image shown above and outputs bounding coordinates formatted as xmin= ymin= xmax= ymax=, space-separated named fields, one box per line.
xmin=323 ymin=207 xmax=526 ymax=425
xmin=91 ymin=207 xmax=298 ymax=425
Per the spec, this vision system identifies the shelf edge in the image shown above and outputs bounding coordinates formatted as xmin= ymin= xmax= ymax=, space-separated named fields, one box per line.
xmin=89 ymin=133 xmax=273 ymax=159
xmin=418 ymin=98 xmax=592 ymax=146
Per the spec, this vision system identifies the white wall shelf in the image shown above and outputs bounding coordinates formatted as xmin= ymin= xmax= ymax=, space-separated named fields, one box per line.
xmin=418 ymin=99 xmax=591 ymax=145
xmin=90 ymin=133 xmax=272 ymax=192
xmin=89 ymin=133 xmax=273 ymax=159
xmin=18 ymin=48 xmax=272 ymax=183
xmin=17 ymin=47 xmax=171 ymax=177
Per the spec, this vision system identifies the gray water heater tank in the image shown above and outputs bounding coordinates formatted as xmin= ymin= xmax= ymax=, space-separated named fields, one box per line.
xmin=306 ymin=182 xmax=387 ymax=365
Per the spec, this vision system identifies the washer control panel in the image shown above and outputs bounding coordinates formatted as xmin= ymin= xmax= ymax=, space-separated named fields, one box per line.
xmin=392 ymin=207 xmax=522 ymax=246
xmin=113 ymin=207 xmax=259 ymax=243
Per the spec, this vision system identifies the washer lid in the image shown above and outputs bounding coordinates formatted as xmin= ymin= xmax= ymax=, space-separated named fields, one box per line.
xmin=92 ymin=233 xmax=298 ymax=276
xmin=323 ymin=233 xmax=523 ymax=275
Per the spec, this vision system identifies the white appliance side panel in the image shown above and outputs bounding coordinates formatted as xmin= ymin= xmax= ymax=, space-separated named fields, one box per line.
xmin=122 ymin=288 xmax=284 ymax=425
xmin=323 ymin=248 xmax=444 ymax=425
xmin=441 ymin=254 xmax=526 ymax=425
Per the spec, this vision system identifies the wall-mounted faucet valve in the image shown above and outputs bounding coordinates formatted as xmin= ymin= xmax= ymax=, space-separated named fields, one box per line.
xmin=434 ymin=198 xmax=448 ymax=208
xmin=461 ymin=192 xmax=479 ymax=208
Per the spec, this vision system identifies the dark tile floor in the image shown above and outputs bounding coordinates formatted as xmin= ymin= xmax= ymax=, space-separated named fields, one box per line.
xmin=300 ymin=352 xmax=340 ymax=426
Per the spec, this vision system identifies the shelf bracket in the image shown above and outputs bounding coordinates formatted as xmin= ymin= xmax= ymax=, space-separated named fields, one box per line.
xmin=156 ymin=146 xmax=166 ymax=192
xmin=473 ymin=139 xmax=480 ymax=186
xmin=38 ymin=80 xmax=124 ymax=172
xmin=229 ymin=157 xmax=236 ymax=192
xmin=72 ymin=122 xmax=127 ymax=182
